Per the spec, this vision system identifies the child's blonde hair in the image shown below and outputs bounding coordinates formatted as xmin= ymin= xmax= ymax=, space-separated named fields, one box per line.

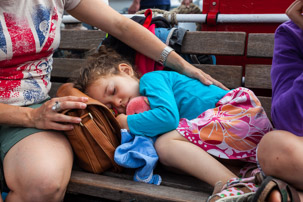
xmin=73 ymin=45 xmax=138 ymax=93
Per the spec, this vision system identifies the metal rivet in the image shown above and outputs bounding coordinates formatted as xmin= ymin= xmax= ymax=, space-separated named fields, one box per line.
xmin=212 ymin=2 xmax=216 ymax=6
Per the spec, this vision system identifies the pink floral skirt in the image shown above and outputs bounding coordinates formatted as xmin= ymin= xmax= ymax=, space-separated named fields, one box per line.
xmin=176 ymin=87 xmax=273 ymax=163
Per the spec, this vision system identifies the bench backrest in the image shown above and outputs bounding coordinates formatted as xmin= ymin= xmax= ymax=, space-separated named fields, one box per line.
xmin=245 ymin=33 xmax=274 ymax=119
xmin=52 ymin=29 xmax=273 ymax=119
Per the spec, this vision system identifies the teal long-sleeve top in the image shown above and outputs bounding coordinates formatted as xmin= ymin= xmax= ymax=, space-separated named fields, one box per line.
xmin=127 ymin=71 xmax=229 ymax=137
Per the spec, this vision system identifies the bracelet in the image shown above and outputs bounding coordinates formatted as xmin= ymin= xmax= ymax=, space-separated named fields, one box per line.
xmin=158 ymin=46 xmax=174 ymax=66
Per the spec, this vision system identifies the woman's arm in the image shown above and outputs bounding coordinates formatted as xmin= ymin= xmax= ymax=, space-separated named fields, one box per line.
xmin=0 ymin=97 xmax=88 ymax=130
xmin=67 ymin=0 xmax=227 ymax=90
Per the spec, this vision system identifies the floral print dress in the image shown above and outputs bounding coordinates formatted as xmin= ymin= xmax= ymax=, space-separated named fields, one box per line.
xmin=176 ymin=87 xmax=273 ymax=163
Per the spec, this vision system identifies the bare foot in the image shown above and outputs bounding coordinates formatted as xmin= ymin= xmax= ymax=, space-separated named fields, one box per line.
xmin=268 ymin=189 xmax=282 ymax=202
xmin=267 ymin=189 xmax=302 ymax=202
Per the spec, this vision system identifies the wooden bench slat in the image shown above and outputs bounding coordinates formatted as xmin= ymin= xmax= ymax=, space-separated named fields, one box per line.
xmin=59 ymin=30 xmax=246 ymax=55
xmin=244 ymin=64 xmax=272 ymax=89
xmin=52 ymin=58 xmax=84 ymax=78
xmin=68 ymin=171 xmax=210 ymax=202
xmin=258 ymin=96 xmax=272 ymax=121
xmin=102 ymin=169 xmax=213 ymax=193
xmin=52 ymin=60 xmax=243 ymax=90
xmin=59 ymin=30 xmax=106 ymax=50
xmin=49 ymin=82 xmax=63 ymax=98
xmin=51 ymin=30 xmax=275 ymax=201
xmin=195 ymin=64 xmax=243 ymax=89
xmin=247 ymin=33 xmax=274 ymax=58
xmin=181 ymin=32 xmax=246 ymax=55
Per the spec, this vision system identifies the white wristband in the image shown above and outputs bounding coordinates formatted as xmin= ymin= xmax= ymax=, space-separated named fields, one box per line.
xmin=158 ymin=46 xmax=174 ymax=66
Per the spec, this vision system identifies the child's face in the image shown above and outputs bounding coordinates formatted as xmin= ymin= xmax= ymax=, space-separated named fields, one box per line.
xmin=87 ymin=65 xmax=140 ymax=114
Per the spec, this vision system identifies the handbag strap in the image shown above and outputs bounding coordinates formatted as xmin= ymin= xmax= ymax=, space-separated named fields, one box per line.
xmin=81 ymin=113 xmax=121 ymax=172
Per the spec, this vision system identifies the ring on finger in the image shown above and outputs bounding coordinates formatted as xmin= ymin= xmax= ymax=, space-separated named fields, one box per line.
xmin=52 ymin=101 xmax=61 ymax=112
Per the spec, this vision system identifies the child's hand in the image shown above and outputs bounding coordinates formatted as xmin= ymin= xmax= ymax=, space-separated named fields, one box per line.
xmin=286 ymin=0 xmax=303 ymax=30
xmin=116 ymin=114 xmax=129 ymax=130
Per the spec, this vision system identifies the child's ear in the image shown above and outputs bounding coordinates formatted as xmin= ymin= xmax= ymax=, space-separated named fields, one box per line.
xmin=118 ymin=63 xmax=134 ymax=76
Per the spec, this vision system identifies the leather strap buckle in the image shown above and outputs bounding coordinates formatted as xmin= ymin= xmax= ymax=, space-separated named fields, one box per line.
xmin=80 ymin=112 xmax=93 ymax=127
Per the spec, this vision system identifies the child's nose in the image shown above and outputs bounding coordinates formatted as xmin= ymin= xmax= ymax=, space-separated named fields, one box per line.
xmin=114 ymin=98 xmax=122 ymax=107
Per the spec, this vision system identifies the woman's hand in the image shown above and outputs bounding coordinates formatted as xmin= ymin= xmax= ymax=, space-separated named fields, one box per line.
xmin=181 ymin=0 xmax=193 ymax=7
xmin=163 ymin=49 xmax=228 ymax=90
xmin=184 ymin=65 xmax=229 ymax=90
xmin=128 ymin=0 xmax=140 ymax=14
xmin=165 ymin=51 xmax=229 ymax=90
xmin=116 ymin=114 xmax=129 ymax=130
xmin=29 ymin=96 xmax=88 ymax=131
xmin=286 ymin=0 xmax=303 ymax=30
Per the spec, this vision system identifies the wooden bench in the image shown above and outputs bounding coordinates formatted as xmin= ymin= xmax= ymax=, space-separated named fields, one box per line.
xmin=51 ymin=29 xmax=274 ymax=202
xmin=245 ymin=33 xmax=274 ymax=120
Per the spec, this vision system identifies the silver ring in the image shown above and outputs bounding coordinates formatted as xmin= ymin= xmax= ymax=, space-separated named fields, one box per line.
xmin=51 ymin=101 xmax=61 ymax=112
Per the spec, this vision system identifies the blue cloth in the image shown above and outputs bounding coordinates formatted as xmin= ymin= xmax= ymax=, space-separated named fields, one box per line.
xmin=114 ymin=129 xmax=162 ymax=185
xmin=127 ymin=71 xmax=229 ymax=137
xmin=155 ymin=27 xmax=172 ymax=44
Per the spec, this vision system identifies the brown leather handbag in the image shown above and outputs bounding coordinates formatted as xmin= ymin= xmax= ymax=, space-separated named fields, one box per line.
xmin=56 ymin=83 xmax=122 ymax=174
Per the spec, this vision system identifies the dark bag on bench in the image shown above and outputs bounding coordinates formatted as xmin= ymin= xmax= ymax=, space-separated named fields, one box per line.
xmin=56 ymin=83 xmax=122 ymax=174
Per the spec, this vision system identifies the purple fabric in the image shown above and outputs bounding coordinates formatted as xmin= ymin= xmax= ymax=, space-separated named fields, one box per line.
xmin=271 ymin=20 xmax=303 ymax=136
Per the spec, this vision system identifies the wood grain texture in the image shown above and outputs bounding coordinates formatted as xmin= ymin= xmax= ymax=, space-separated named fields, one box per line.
xmin=51 ymin=61 xmax=243 ymax=91
xmin=59 ymin=30 xmax=246 ymax=55
xmin=194 ymin=64 xmax=243 ymax=89
xmin=52 ymin=58 xmax=84 ymax=78
xmin=49 ymin=82 xmax=63 ymax=98
xmin=51 ymin=29 xmax=275 ymax=201
xmin=102 ymin=168 xmax=213 ymax=193
xmin=181 ymin=32 xmax=246 ymax=55
xmin=247 ymin=33 xmax=274 ymax=58
xmin=68 ymin=171 xmax=210 ymax=202
xmin=59 ymin=30 xmax=106 ymax=50
xmin=258 ymin=96 xmax=272 ymax=121
xmin=244 ymin=65 xmax=272 ymax=89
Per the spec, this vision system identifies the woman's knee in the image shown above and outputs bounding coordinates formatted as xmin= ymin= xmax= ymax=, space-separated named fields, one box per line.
xmin=26 ymin=170 xmax=68 ymax=201
xmin=4 ymin=131 xmax=73 ymax=201
xmin=7 ymin=162 xmax=71 ymax=202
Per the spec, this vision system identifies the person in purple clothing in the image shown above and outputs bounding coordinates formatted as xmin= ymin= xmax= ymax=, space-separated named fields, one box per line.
xmin=253 ymin=0 xmax=303 ymax=201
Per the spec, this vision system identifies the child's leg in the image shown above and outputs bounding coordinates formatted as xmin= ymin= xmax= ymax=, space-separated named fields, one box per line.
xmin=155 ymin=130 xmax=237 ymax=187
xmin=257 ymin=130 xmax=303 ymax=201
xmin=257 ymin=130 xmax=303 ymax=190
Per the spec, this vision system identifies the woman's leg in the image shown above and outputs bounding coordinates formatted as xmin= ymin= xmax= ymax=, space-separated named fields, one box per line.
xmin=3 ymin=131 xmax=73 ymax=202
xmin=155 ymin=130 xmax=236 ymax=186
xmin=257 ymin=130 xmax=303 ymax=201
